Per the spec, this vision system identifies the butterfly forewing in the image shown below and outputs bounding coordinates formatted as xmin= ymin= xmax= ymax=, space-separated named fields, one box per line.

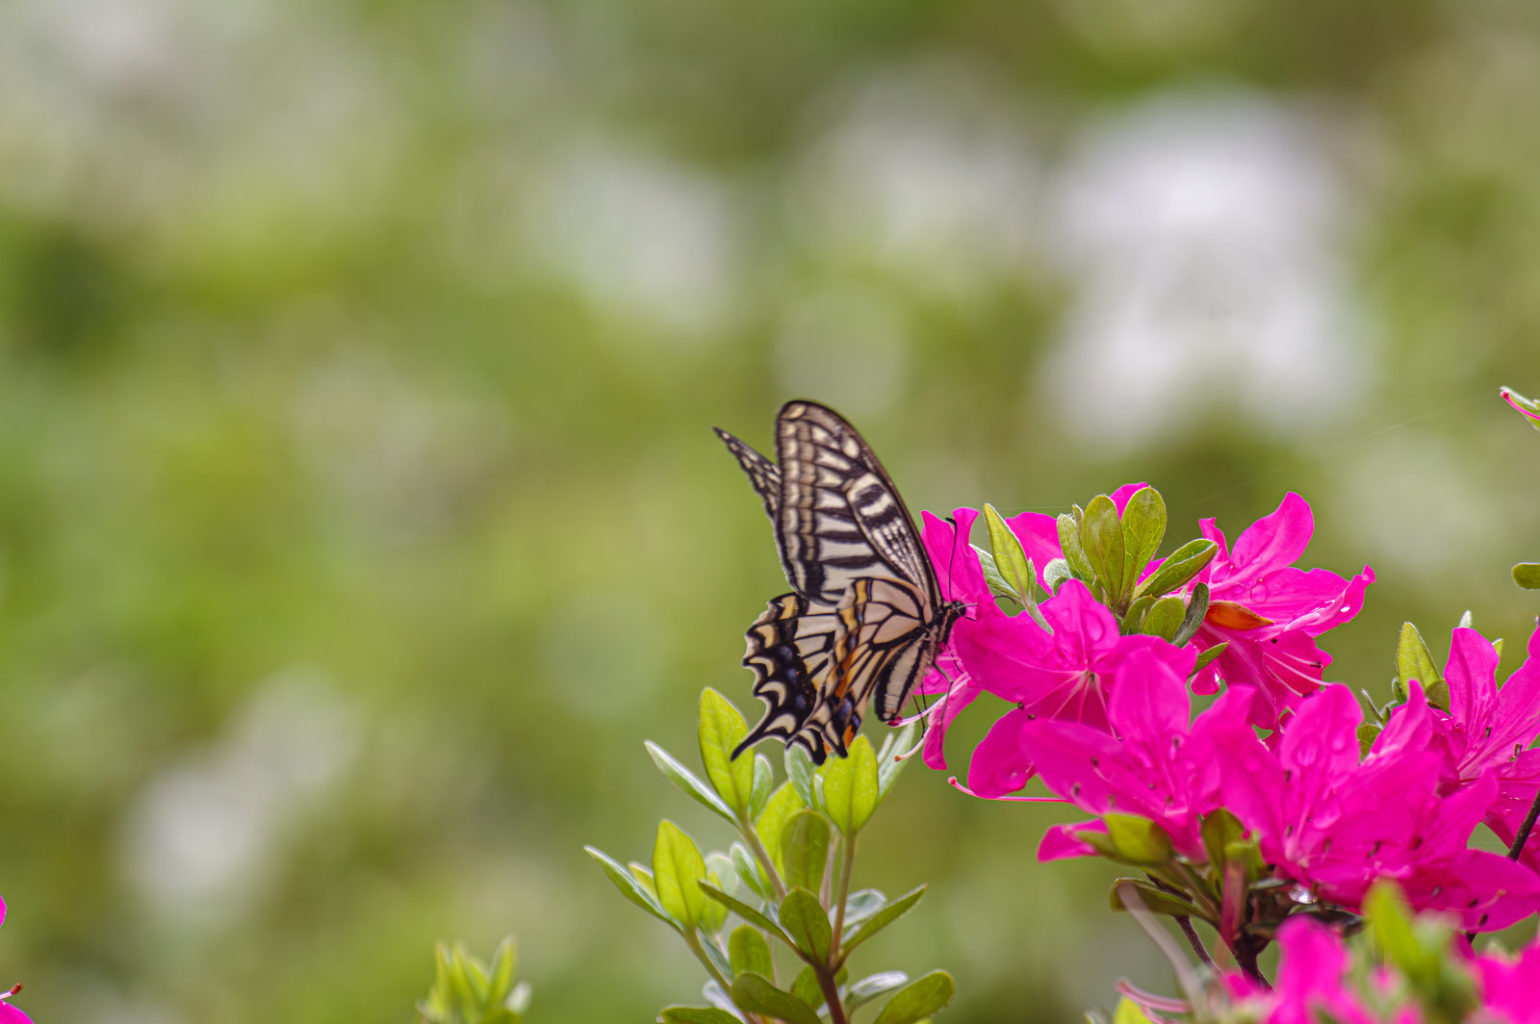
xmin=775 ymin=402 xmax=934 ymax=606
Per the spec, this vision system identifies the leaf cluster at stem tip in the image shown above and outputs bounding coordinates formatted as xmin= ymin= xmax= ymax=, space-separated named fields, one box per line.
xmin=588 ymin=689 xmax=955 ymax=1024
xmin=975 ymin=487 xmax=1219 ymax=656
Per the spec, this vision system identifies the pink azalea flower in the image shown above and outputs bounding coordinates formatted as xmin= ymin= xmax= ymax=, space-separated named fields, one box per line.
xmin=1185 ymin=493 xmax=1374 ymax=729
xmin=1228 ymin=917 xmax=1423 ymax=1024
xmin=1008 ymin=643 xmax=1247 ymax=861
xmin=1475 ymin=941 xmax=1540 ymax=1024
xmin=0 ymin=898 xmax=30 ymax=1024
xmin=1214 ymin=684 xmax=1540 ymax=931
xmin=1426 ymin=623 xmax=1540 ymax=872
xmin=957 ymin=580 xmax=1192 ymax=796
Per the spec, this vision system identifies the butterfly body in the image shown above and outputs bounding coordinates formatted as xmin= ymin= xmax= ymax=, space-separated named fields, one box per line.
xmin=716 ymin=401 xmax=964 ymax=764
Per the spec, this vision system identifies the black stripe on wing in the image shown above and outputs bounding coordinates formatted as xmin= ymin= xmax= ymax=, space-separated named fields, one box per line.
xmin=732 ymin=593 xmax=841 ymax=765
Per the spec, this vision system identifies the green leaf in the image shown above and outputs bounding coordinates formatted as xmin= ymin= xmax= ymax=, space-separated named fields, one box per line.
xmin=1119 ymin=487 xmax=1166 ymax=598
xmin=1119 ymin=595 xmax=1153 ymax=635
xmin=1109 ymin=879 xmax=1203 ymax=918
xmin=973 ymin=546 xmax=1020 ymax=603
xmin=842 ymin=885 xmax=926 ymax=955
xmin=1171 ymin=582 xmax=1210 ymax=647
xmin=729 ymin=972 xmax=823 ymax=1024
xmin=647 ymin=741 xmax=735 ymax=823
xmin=700 ymin=871 xmax=730 ymax=934
xmin=1192 ymin=642 xmax=1227 ymax=674
xmin=872 ymin=970 xmax=954 ymax=1024
xmin=778 ymin=887 xmax=832 ymax=962
xmin=729 ymin=843 xmax=768 ymax=900
xmin=1139 ymin=595 xmax=1185 ymax=641
xmin=1058 ymin=511 xmax=1095 ymax=582
xmin=654 ymin=821 xmax=710 ymax=930
xmin=705 ymin=853 xmax=738 ymax=897
xmin=985 ymin=503 xmax=1036 ymax=602
xmin=790 ymin=965 xmax=823 ymax=1011
xmin=1396 ymin=622 xmax=1447 ymax=711
xmin=699 ymin=882 xmax=794 ymax=946
xmin=1200 ymin=810 xmax=1247 ymax=874
xmin=728 ymin=924 xmax=774 ymax=980
xmin=822 ymin=735 xmax=879 ymax=834
xmin=1080 ymin=496 xmax=1127 ymax=606
xmin=487 ymin=936 xmax=517 ymax=1004
xmin=1515 ymin=563 xmax=1540 ymax=590
xmin=1104 ymin=814 xmax=1173 ymax=866
xmin=756 ymin=781 xmax=805 ymax=876
xmin=660 ymin=1007 xmax=742 ymax=1024
xmin=1113 ymin=997 xmax=1158 ymax=1024
xmin=780 ymin=810 xmax=831 ymax=893
xmin=846 ymin=971 xmax=908 ymax=1011
xmin=585 ymin=845 xmax=677 ymax=927
xmin=786 ymin=745 xmax=818 ymax=808
xmin=1042 ymin=557 xmax=1073 ymax=595
xmin=843 ymin=888 xmax=887 ymax=929
xmin=749 ymin=754 xmax=774 ymax=820
xmin=698 ymin=689 xmax=756 ymax=817
xmin=1135 ymin=539 xmax=1218 ymax=601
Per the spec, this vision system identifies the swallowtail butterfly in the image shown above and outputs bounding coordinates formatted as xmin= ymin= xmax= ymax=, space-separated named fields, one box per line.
xmin=715 ymin=400 xmax=965 ymax=764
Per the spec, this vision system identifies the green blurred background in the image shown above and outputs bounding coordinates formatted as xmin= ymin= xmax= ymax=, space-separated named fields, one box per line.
xmin=1 ymin=0 xmax=1539 ymax=1020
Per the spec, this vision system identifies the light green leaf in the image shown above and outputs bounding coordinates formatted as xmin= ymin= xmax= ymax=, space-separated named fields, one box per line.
xmin=1104 ymin=814 xmax=1173 ymax=866
xmin=841 ymin=885 xmax=925 ymax=955
xmin=822 ymin=736 xmax=878 ymax=834
xmin=846 ymin=971 xmax=908 ymax=1011
xmin=1081 ymin=495 xmax=1127 ymax=607
xmin=973 ymin=546 xmax=1020 ymax=604
xmin=1139 ymin=595 xmax=1185 ymax=641
xmin=728 ymin=924 xmax=774 ymax=979
xmin=755 ymin=781 xmax=805 ymax=876
xmin=698 ymin=689 xmax=756 ymax=818
xmin=984 ymin=503 xmax=1036 ymax=602
xmin=872 ymin=970 xmax=954 ymax=1024
xmin=699 ymin=882 xmax=794 ymax=946
xmin=1119 ymin=487 xmax=1166 ymax=598
xmin=700 ymin=871 xmax=729 ymax=934
xmin=1193 ymin=641 xmax=1227 ymax=674
xmin=586 ymin=845 xmax=677 ymax=927
xmin=1058 ymin=510 xmax=1095 ymax=582
xmin=730 ymin=973 xmax=822 ymax=1024
xmin=1396 ymin=622 xmax=1447 ymax=712
xmin=1113 ymin=997 xmax=1158 ymax=1024
xmin=654 ymin=821 xmax=710 ymax=930
xmin=790 ymin=965 xmax=823 ymax=1012
xmin=778 ymin=887 xmax=832 ymax=962
xmin=786 ymin=745 xmax=817 ymax=808
xmin=843 ymin=888 xmax=887 ymax=929
xmin=749 ymin=754 xmax=774 ymax=820
xmin=1109 ymin=879 xmax=1203 ymax=918
xmin=729 ymin=843 xmax=767 ymax=901
xmin=1135 ymin=538 xmax=1217 ymax=602
xmin=660 ymin=1007 xmax=742 ymax=1024
xmin=1515 ymin=563 xmax=1540 ymax=590
xmin=647 ymin=741 xmax=735 ymax=823
xmin=1171 ymin=582 xmax=1210 ymax=647
xmin=780 ymin=810 xmax=831 ymax=893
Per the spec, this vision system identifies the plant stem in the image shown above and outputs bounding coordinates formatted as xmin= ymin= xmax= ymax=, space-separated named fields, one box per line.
xmin=1175 ymin=916 xmax=1218 ymax=972
xmin=1506 ymin=787 xmax=1540 ymax=862
xmin=830 ymin=833 xmax=858 ymax=955
xmin=683 ymin=931 xmax=732 ymax=993
xmin=739 ymin=818 xmax=788 ymax=901
xmin=815 ymin=966 xmax=849 ymax=1024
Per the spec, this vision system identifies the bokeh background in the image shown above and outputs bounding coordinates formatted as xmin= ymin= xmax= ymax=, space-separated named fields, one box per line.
xmin=1 ymin=1 xmax=1539 ymax=1021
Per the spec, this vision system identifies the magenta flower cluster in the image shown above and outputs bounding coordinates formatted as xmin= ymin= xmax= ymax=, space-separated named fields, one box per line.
xmin=918 ymin=488 xmax=1540 ymax=937
xmin=1214 ymin=913 xmax=1540 ymax=1024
